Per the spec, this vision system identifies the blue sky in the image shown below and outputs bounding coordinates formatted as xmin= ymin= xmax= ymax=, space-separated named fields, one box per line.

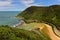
xmin=0 ymin=0 xmax=60 ymax=11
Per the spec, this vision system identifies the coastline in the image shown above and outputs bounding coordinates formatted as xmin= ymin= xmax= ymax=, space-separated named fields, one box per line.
xmin=12 ymin=20 xmax=26 ymax=27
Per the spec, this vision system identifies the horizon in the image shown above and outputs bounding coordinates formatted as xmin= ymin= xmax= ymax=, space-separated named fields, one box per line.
xmin=0 ymin=0 xmax=60 ymax=11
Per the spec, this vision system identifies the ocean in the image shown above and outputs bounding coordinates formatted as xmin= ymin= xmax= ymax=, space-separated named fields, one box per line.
xmin=0 ymin=11 xmax=21 ymax=26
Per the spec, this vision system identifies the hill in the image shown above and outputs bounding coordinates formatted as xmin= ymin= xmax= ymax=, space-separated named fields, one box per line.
xmin=17 ymin=5 xmax=60 ymax=30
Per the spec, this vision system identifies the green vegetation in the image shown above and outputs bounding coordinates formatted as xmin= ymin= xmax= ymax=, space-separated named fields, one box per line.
xmin=17 ymin=5 xmax=60 ymax=30
xmin=0 ymin=25 xmax=51 ymax=40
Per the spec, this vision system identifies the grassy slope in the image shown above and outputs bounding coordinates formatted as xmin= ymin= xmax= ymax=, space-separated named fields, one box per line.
xmin=20 ymin=23 xmax=51 ymax=40
xmin=17 ymin=5 xmax=60 ymax=30
xmin=0 ymin=25 xmax=51 ymax=40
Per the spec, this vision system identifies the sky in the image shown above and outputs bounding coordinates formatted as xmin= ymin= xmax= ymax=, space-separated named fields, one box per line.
xmin=0 ymin=0 xmax=60 ymax=11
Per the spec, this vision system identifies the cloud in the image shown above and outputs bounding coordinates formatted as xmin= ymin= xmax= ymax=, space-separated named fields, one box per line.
xmin=0 ymin=0 xmax=13 ymax=7
xmin=0 ymin=1 xmax=12 ymax=6
xmin=20 ymin=0 xmax=42 ymax=7
xmin=0 ymin=0 xmax=18 ymax=7
xmin=0 ymin=0 xmax=13 ymax=1
xmin=25 ymin=3 xmax=42 ymax=7
xmin=20 ymin=0 xmax=35 ymax=6
xmin=0 ymin=0 xmax=24 ymax=11
xmin=20 ymin=0 xmax=34 ymax=3
xmin=29 ymin=2 xmax=43 ymax=6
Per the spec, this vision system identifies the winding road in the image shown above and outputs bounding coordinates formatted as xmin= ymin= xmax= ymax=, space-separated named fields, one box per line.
xmin=30 ymin=23 xmax=60 ymax=40
xmin=18 ymin=22 xmax=60 ymax=40
xmin=44 ymin=24 xmax=60 ymax=40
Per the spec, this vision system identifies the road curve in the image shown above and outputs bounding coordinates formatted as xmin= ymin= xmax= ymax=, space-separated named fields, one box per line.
xmin=43 ymin=24 xmax=60 ymax=40
xmin=31 ymin=23 xmax=60 ymax=40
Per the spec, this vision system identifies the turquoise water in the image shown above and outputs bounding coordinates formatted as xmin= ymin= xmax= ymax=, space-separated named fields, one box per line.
xmin=0 ymin=11 xmax=20 ymax=26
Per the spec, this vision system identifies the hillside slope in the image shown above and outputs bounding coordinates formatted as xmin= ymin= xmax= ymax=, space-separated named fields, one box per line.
xmin=0 ymin=25 xmax=51 ymax=40
xmin=17 ymin=5 xmax=60 ymax=30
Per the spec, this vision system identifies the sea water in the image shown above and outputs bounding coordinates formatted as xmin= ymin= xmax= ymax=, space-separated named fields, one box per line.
xmin=0 ymin=11 xmax=21 ymax=26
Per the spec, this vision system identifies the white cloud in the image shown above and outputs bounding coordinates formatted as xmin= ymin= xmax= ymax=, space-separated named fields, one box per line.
xmin=24 ymin=3 xmax=42 ymax=7
xmin=21 ymin=0 xmax=34 ymax=3
xmin=0 ymin=0 xmax=19 ymax=7
xmin=20 ymin=0 xmax=35 ymax=6
xmin=0 ymin=0 xmax=22 ymax=11
xmin=6 ymin=0 xmax=12 ymax=1
xmin=0 ymin=1 xmax=12 ymax=6
xmin=20 ymin=0 xmax=42 ymax=7
xmin=0 ymin=0 xmax=14 ymax=7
